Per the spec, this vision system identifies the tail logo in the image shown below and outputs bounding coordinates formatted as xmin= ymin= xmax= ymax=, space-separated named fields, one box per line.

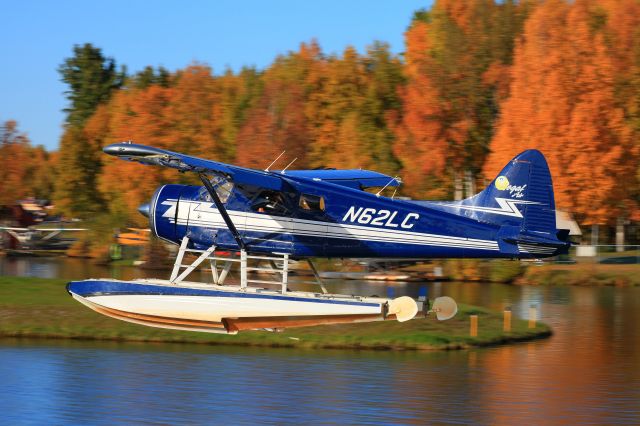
xmin=495 ymin=176 xmax=510 ymax=190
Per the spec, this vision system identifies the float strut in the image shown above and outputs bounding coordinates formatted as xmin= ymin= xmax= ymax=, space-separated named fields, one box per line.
xmin=307 ymin=259 xmax=328 ymax=294
xmin=198 ymin=173 xmax=246 ymax=251
xmin=170 ymin=236 xmax=190 ymax=282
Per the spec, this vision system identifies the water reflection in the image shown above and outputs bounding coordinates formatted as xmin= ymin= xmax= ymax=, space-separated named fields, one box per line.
xmin=1 ymin=258 xmax=639 ymax=424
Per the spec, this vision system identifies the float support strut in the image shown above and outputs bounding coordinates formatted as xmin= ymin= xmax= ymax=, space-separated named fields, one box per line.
xmin=198 ymin=173 xmax=246 ymax=251
xmin=307 ymin=259 xmax=328 ymax=294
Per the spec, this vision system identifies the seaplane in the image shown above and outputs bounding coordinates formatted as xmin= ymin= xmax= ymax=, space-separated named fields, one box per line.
xmin=67 ymin=142 xmax=571 ymax=334
xmin=1 ymin=225 xmax=86 ymax=253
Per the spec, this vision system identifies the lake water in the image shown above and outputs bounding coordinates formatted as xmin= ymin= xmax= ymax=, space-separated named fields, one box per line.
xmin=1 ymin=257 xmax=639 ymax=424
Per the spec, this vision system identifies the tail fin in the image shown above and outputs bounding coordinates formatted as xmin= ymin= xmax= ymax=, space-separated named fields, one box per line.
xmin=459 ymin=149 xmax=556 ymax=234
xmin=428 ymin=150 xmax=571 ymax=257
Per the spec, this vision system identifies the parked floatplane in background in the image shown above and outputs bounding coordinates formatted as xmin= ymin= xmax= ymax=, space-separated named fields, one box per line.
xmin=67 ymin=142 xmax=571 ymax=334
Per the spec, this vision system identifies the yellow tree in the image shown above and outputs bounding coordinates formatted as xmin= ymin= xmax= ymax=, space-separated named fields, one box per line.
xmin=97 ymin=85 xmax=177 ymax=225
xmin=306 ymin=46 xmax=369 ymax=169
xmin=214 ymin=67 xmax=263 ymax=163
xmin=165 ymin=64 xmax=221 ymax=159
xmin=236 ymin=43 xmax=318 ymax=169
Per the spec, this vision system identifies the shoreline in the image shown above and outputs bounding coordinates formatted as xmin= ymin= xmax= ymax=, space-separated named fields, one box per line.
xmin=0 ymin=329 xmax=553 ymax=351
xmin=0 ymin=276 xmax=552 ymax=352
xmin=518 ymin=263 xmax=640 ymax=287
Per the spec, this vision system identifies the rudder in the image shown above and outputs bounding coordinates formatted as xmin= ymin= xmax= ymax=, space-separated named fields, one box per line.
xmin=444 ymin=150 xmax=557 ymax=235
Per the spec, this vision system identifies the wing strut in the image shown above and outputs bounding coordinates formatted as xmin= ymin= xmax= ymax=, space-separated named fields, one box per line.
xmin=198 ymin=173 xmax=246 ymax=251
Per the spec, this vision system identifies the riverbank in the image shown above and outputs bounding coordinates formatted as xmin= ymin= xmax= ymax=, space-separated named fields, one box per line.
xmin=518 ymin=263 xmax=640 ymax=287
xmin=396 ymin=259 xmax=640 ymax=286
xmin=0 ymin=276 xmax=551 ymax=351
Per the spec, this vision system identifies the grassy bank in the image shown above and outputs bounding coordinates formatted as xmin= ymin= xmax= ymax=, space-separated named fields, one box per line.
xmin=398 ymin=259 xmax=640 ymax=286
xmin=0 ymin=276 xmax=551 ymax=351
xmin=519 ymin=264 xmax=640 ymax=287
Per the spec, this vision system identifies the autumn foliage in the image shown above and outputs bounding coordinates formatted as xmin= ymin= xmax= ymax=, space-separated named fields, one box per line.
xmin=2 ymin=0 xmax=639 ymax=235
xmin=485 ymin=0 xmax=639 ymax=225
xmin=0 ymin=121 xmax=55 ymax=206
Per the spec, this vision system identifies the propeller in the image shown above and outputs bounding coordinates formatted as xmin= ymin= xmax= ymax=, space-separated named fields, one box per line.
xmin=388 ymin=296 xmax=419 ymax=322
xmin=430 ymin=296 xmax=458 ymax=321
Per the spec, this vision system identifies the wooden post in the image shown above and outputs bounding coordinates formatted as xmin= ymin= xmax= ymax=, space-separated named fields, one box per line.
xmin=503 ymin=308 xmax=512 ymax=332
xmin=470 ymin=315 xmax=478 ymax=337
xmin=528 ymin=306 xmax=537 ymax=329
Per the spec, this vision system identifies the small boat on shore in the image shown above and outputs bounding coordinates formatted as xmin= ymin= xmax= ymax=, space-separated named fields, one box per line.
xmin=319 ymin=271 xmax=422 ymax=281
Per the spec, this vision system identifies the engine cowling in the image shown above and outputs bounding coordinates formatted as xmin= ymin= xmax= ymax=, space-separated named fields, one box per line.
xmin=147 ymin=184 xmax=199 ymax=246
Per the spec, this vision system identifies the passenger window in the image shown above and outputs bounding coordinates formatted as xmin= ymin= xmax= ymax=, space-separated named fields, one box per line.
xmin=299 ymin=194 xmax=325 ymax=212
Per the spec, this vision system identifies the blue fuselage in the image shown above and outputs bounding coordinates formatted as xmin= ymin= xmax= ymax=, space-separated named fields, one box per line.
xmin=150 ymin=177 xmax=541 ymax=259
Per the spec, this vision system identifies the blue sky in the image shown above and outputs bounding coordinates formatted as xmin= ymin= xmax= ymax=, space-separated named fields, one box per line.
xmin=1 ymin=1 xmax=430 ymax=150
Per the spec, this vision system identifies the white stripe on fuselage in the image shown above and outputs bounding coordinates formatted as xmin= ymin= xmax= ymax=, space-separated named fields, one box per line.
xmin=161 ymin=200 xmax=499 ymax=251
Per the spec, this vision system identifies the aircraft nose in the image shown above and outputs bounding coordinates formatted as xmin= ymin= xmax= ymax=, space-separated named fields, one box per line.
xmin=138 ymin=202 xmax=151 ymax=218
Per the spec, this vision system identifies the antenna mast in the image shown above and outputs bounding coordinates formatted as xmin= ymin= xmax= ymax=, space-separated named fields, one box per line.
xmin=375 ymin=176 xmax=400 ymax=197
xmin=265 ymin=151 xmax=286 ymax=172
xmin=281 ymin=158 xmax=298 ymax=173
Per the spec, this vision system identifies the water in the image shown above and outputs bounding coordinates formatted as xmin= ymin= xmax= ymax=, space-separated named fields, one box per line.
xmin=1 ymin=257 xmax=639 ymax=424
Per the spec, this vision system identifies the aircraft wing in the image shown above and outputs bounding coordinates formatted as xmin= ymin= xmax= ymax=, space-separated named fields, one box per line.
xmin=0 ymin=227 xmax=86 ymax=232
xmin=283 ymin=169 xmax=400 ymax=189
xmin=103 ymin=142 xmax=285 ymax=190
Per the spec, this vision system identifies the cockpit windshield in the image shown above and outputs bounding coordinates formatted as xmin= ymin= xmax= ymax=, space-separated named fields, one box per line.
xmin=199 ymin=174 xmax=234 ymax=204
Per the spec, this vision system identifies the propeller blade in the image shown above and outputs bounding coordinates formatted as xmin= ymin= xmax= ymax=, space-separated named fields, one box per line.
xmin=431 ymin=296 xmax=458 ymax=321
xmin=388 ymin=296 xmax=418 ymax=322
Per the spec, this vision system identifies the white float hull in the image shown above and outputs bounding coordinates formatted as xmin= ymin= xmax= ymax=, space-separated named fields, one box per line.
xmin=68 ymin=279 xmax=393 ymax=334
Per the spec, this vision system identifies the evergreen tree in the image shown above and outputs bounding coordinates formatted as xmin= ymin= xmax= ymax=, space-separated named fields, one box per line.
xmin=54 ymin=44 xmax=124 ymax=218
xmin=359 ymin=42 xmax=404 ymax=175
xmin=58 ymin=43 xmax=125 ymax=127
xmin=54 ymin=126 xmax=104 ymax=218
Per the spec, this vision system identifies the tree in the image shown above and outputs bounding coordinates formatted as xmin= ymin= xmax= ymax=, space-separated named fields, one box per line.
xmin=164 ymin=64 xmax=220 ymax=157
xmin=0 ymin=121 xmax=33 ymax=205
xmin=214 ymin=66 xmax=263 ymax=163
xmin=58 ymin=43 xmax=125 ymax=127
xmin=306 ymin=46 xmax=367 ymax=169
xmin=392 ymin=1 xmax=531 ymax=199
xmin=54 ymin=126 xmax=104 ymax=218
xmin=98 ymin=85 xmax=177 ymax=224
xmin=237 ymin=42 xmax=319 ymax=169
xmin=485 ymin=0 xmax=638 ymax=226
xmin=0 ymin=121 xmax=55 ymax=205
xmin=54 ymin=44 xmax=125 ymax=218
xmin=356 ymin=42 xmax=404 ymax=175
xmin=132 ymin=65 xmax=171 ymax=89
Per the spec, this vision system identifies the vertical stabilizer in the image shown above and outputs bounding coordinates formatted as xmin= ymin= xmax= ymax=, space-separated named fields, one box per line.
xmin=461 ymin=150 xmax=556 ymax=233
xmin=431 ymin=150 xmax=569 ymax=257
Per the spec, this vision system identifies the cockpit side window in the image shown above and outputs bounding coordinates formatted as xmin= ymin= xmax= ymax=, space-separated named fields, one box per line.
xmin=251 ymin=190 xmax=290 ymax=215
xmin=299 ymin=194 xmax=325 ymax=212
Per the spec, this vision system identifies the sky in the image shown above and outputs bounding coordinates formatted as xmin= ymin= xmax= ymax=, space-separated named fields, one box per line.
xmin=1 ymin=0 xmax=431 ymax=151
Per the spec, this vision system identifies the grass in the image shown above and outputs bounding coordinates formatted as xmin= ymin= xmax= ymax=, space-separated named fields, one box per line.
xmin=0 ymin=276 xmax=551 ymax=351
xmin=519 ymin=263 xmax=640 ymax=287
